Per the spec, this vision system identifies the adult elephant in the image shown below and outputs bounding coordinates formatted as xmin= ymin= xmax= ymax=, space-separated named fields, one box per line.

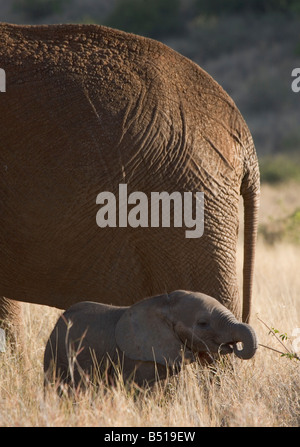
xmin=0 ymin=23 xmax=259 ymax=344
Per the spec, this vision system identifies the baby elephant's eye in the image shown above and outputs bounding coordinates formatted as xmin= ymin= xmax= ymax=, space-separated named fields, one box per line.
xmin=197 ymin=321 xmax=209 ymax=328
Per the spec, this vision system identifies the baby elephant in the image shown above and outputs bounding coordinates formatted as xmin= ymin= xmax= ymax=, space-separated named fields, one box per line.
xmin=44 ymin=290 xmax=258 ymax=388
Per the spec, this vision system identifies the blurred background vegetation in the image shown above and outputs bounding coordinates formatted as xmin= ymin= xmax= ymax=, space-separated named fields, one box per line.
xmin=1 ymin=0 xmax=300 ymax=188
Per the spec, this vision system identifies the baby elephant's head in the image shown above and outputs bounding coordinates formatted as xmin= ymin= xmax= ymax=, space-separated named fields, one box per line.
xmin=116 ymin=290 xmax=258 ymax=367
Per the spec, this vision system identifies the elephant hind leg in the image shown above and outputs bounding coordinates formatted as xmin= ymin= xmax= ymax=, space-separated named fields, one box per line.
xmin=0 ymin=297 xmax=23 ymax=352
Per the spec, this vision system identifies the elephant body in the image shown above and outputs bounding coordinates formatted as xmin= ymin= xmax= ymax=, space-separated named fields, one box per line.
xmin=0 ymin=24 xmax=259 ymax=338
xmin=44 ymin=290 xmax=258 ymax=388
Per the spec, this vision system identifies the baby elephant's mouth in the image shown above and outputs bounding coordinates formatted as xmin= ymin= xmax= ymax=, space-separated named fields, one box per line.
xmin=201 ymin=341 xmax=235 ymax=356
xmin=188 ymin=339 xmax=235 ymax=357
xmin=179 ymin=333 xmax=236 ymax=358
xmin=218 ymin=342 xmax=234 ymax=355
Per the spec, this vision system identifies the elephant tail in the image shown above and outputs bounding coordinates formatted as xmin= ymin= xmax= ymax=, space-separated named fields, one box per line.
xmin=241 ymin=138 xmax=260 ymax=324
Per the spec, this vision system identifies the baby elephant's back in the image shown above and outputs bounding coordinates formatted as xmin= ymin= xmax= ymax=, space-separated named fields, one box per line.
xmin=44 ymin=301 xmax=126 ymax=385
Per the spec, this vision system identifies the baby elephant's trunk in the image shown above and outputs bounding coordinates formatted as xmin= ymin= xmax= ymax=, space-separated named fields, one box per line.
xmin=231 ymin=322 xmax=258 ymax=360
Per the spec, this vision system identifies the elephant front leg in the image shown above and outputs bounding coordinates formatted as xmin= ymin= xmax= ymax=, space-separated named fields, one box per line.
xmin=0 ymin=296 xmax=23 ymax=352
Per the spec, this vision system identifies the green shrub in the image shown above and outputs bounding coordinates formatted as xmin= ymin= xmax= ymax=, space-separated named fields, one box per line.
xmin=106 ymin=0 xmax=182 ymax=38
xmin=195 ymin=0 xmax=300 ymax=16
xmin=13 ymin=0 xmax=69 ymax=20
xmin=260 ymin=155 xmax=300 ymax=184
xmin=259 ymin=207 xmax=300 ymax=245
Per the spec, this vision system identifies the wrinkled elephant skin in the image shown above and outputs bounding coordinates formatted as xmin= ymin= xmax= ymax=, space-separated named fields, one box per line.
xmin=0 ymin=24 xmax=260 ymax=342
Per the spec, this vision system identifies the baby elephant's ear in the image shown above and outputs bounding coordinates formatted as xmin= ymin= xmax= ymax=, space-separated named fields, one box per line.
xmin=115 ymin=294 xmax=183 ymax=366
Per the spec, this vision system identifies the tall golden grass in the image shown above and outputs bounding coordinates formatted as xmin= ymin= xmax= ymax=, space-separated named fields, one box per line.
xmin=0 ymin=183 xmax=299 ymax=427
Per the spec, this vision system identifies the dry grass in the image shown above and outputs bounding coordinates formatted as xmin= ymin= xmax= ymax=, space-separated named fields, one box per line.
xmin=0 ymin=184 xmax=299 ymax=427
